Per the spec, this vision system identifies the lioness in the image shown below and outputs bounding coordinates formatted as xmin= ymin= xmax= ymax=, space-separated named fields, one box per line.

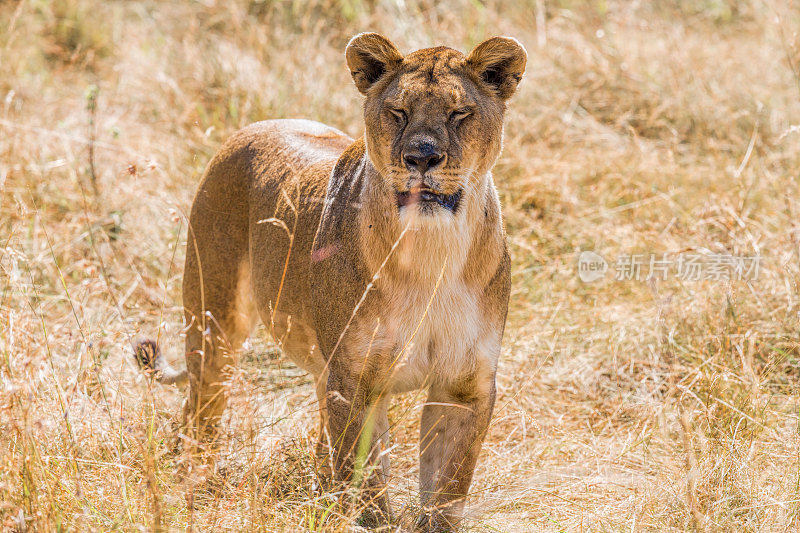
xmin=136 ymin=33 xmax=525 ymax=530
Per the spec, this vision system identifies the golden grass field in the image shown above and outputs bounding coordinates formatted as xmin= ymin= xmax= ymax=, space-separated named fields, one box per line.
xmin=2 ymin=0 xmax=800 ymax=530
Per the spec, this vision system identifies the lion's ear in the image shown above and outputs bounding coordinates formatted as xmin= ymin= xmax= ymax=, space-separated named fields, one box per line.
xmin=345 ymin=32 xmax=403 ymax=94
xmin=466 ymin=37 xmax=527 ymax=100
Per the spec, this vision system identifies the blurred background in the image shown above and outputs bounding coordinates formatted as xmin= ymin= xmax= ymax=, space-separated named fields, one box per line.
xmin=2 ymin=0 xmax=800 ymax=530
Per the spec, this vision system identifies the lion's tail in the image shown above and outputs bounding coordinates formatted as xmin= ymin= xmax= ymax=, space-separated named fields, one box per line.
xmin=133 ymin=338 xmax=188 ymax=386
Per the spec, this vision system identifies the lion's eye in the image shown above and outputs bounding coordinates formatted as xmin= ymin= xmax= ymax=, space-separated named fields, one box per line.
xmin=388 ymin=108 xmax=407 ymax=124
xmin=449 ymin=109 xmax=472 ymax=124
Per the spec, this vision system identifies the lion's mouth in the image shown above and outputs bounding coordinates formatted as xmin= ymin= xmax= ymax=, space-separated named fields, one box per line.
xmin=396 ymin=186 xmax=463 ymax=213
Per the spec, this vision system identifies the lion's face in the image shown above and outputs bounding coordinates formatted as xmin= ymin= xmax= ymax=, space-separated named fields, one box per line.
xmin=346 ymin=34 xmax=526 ymax=218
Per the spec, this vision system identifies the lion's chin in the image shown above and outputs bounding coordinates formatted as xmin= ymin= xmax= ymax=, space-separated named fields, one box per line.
xmin=398 ymin=198 xmax=463 ymax=235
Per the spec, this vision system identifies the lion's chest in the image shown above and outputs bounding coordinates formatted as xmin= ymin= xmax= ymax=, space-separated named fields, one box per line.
xmin=374 ymin=279 xmax=483 ymax=393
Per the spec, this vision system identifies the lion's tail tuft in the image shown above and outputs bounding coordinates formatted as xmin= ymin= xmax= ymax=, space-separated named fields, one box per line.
xmin=133 ymin=338 xmax=188 ymax=386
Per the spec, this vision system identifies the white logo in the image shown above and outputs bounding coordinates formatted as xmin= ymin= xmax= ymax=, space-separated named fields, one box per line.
xmin=578 ymin=251 xmax=607 ymax=282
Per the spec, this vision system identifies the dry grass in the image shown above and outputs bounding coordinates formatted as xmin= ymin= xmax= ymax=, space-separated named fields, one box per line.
xmin=2 ymin=0 xmax=800 ymax=530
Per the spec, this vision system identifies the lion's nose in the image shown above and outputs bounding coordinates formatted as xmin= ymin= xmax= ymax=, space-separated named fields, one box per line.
xmin=403 ymin=143 xmax=444 ymax=175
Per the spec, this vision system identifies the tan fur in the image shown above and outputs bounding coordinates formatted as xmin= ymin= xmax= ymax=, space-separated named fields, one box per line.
xmin=135 ymin=33 xmax=525 ymax=531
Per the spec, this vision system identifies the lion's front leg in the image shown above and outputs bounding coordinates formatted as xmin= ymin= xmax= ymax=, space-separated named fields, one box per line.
xmin=417 ymin=371 xmax=496 ymax=532
xmin=326 ymin=358 xmax=392 ymax=526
